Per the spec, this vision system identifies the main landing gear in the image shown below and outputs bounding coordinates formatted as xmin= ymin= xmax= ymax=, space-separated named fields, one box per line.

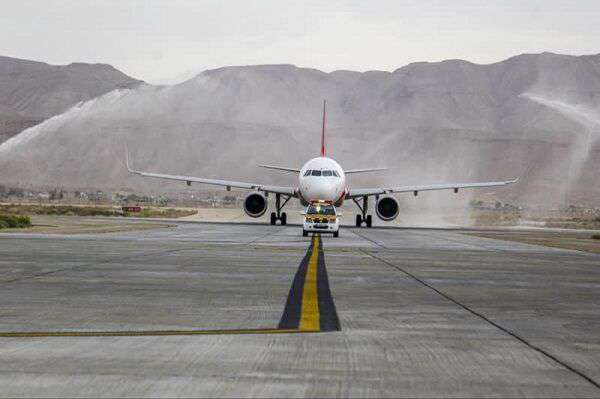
xmin=270 ymin=193 xmax=291 ymax=225
xmin=353 ymin=195 xmax=372 ymax=228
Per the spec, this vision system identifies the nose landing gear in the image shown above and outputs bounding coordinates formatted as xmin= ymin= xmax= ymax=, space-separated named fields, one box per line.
xmin=270 ymin=193 xmax=290 ymax=225
xmin=353 ymin=196 xmax=372 ymax=228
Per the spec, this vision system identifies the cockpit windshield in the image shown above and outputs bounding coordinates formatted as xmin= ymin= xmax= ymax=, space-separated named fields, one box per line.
xmin=304 ymin=169 xmax=340 ymax=177
xmin=307 ymin=203 xmax=336 ymax=215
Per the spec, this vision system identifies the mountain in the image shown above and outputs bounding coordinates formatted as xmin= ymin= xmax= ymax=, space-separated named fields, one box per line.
xmin=0 ymin=55 xmax=142 ymax=141
xmin=0 ymin=105 xmax=38 ymax=143
xmin=0 ymin=52 xmax=599 ymax=207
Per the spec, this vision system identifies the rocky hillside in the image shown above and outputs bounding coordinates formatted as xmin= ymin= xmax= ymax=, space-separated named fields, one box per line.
xmin=0 ymin=52 xmax=599 ymax=207
xmin=0 ymin=55 xmax=142 ymax=141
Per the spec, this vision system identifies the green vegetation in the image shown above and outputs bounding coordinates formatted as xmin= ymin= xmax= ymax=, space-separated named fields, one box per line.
xmin=592 ymin=234 xmax=600 ymax=240
xmin=0 ymin=214 xmax=31 ymax=229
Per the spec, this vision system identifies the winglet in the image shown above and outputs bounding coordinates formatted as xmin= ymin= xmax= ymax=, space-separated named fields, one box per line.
xmin=321 ymin=100 xmax=326 ymax=157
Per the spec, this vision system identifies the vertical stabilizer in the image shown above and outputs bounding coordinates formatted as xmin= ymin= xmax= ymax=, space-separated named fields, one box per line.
xmin=321 ymin=100 xmax=326 ymax=157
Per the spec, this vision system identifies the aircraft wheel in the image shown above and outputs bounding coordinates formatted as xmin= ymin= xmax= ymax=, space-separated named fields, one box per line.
xmin=270 ymin=212 xmax=277 ymax=225
xmin=355 ymin=214 xmax=362 ymax=227
xmin=280 ymin=212 xmax=287 ymax=225
xmin=333 ymin=231 xmax=339 ymax=238
xmin=302 ymin=230 xmax=308 ymax=237
xmin=366 ymin=215 xmax=372 ymax=228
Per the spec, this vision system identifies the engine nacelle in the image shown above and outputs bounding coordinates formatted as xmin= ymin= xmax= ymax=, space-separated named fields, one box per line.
xmin=376 ymin=196 xmax=399 ymax=221
xmin=243 ymin=192 xmax=268 ymax=217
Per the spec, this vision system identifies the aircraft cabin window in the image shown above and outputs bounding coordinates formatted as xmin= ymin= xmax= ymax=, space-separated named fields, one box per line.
xmin=304 ymin=170 xmax=311 ymax=176
xmin=322 ymin=170 xmax=333 ymax=177
xmin=311 ymin=170 xmax=322 ymax=176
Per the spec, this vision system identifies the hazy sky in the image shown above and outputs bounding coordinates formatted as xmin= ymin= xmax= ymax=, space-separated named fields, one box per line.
xmin=2 ymin=0 xmax=599 ymax=83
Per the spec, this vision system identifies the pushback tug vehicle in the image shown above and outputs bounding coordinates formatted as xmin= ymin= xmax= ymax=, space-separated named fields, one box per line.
xmin=302 ymin=201 xmax=340 ymax=237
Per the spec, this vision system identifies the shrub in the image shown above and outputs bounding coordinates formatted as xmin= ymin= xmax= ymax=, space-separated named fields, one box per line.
xmin=0 ymin=215 xmax=17 ymax=228
xmin=16 ymin=215 xmax=31 ymax=227
xmin=592 ymin=234 xmax=600 ymax=240
xmin=0 ymin=214 xmax=31 ymax=228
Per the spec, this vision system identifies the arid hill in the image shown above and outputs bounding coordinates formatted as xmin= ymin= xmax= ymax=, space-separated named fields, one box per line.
xmin=0 ymin=55 xmax=142 ymax=142
xmin=0 ymin=52 xmax=599 ymax=207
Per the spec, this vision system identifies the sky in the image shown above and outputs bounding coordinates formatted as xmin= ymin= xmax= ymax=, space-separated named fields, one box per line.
xmin=1 ymin=0 xmax=599 ymax=84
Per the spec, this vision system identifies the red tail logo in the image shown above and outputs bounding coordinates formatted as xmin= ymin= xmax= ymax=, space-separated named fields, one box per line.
xmin=321 ymin=100 xmax=326 ymax=157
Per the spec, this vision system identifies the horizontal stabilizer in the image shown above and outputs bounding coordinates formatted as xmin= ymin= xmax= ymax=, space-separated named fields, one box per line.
xmin=344 ymin=168 xmax=387 ymax=174
xmin=258 ymin=164 xmax=301 ymax=173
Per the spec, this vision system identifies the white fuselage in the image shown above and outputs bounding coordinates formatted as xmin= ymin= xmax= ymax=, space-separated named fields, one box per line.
xmin=298 ymin=157 xmax=346 ymax=204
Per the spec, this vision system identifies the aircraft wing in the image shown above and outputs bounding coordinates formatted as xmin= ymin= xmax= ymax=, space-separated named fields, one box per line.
xmin=344 ymin=168 xmax=387 ymax=174
xmin=126 ymin=157 xmax=297 ymax=196
xmin=347 ymin=178 xmax=518 ymax=198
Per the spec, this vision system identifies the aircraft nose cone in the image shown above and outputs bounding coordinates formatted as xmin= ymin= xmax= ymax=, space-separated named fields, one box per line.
xmin=311 ymin=180 xmax=335 ymax=201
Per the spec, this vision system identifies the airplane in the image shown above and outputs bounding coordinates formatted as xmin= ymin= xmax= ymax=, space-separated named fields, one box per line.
xmin=126 ymin=100 xmax=518 ymax=230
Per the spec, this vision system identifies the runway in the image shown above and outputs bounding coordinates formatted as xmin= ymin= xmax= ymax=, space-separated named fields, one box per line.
xmin=1 ymin=221 xmax=599 ymax=397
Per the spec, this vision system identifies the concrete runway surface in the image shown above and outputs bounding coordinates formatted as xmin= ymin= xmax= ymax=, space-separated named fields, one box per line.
xmin=1 ymin=221 xmax=600 ymax=397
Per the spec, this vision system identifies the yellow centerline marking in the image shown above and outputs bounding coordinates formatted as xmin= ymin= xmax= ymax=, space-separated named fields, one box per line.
xmin=299 ymin=234 xmax=320 ymax=331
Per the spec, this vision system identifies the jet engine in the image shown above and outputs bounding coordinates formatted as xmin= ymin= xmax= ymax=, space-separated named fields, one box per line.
xmin=243 ymin=192 xmax=268 ymax=217
xmin=376 ymin=196 xmax=399 ymax=221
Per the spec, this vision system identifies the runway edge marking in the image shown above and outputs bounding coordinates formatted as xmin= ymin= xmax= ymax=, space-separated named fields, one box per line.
xmin=0 ymin=234 xmax=340 ymax=338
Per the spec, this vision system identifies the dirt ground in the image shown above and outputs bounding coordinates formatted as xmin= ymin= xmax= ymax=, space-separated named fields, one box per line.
xmin=465 ymin=230 xmax=600 ymax=254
